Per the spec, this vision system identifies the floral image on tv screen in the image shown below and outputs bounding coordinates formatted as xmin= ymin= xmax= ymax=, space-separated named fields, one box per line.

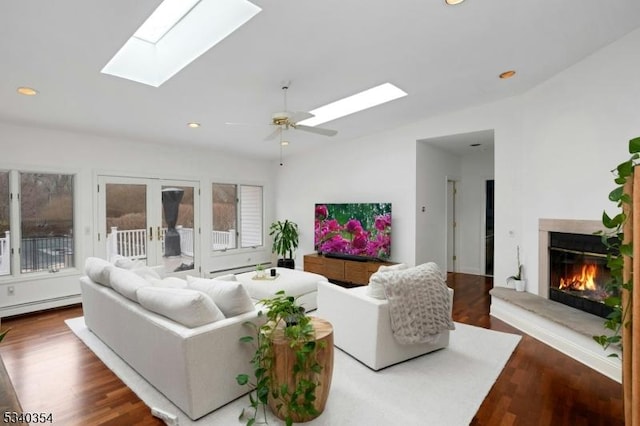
xmin=314 ymin=203 xmax=392 ymax=260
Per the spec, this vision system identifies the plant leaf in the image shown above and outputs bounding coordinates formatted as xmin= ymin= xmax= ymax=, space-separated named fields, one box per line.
xmin=236 ymin=374 xmax=249 ymax=385
xmin=608 ymin=186 xmax=624 ymax=202
xmin=629 ymin=136 xmax=640 ymax=154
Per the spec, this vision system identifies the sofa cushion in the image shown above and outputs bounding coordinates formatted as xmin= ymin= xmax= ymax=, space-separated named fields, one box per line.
xmin=150 ymin=276 xmax=188 ymax=289
xmin=137 ymin=287 xmax=225 ymax=328
xmin=109 ymin=266 xmax=150 ymax=302
xmin=85 ymin=257 xmax=113 ymax=287
xmin=186 ymin=276 xmax=255 ymax=317
xmin=366 ymin=263 xmax=408 ymax=299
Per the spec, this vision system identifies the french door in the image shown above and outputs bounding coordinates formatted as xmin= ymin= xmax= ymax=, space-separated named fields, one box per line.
xmin=96 ymin=176 xmax=199 ymax=274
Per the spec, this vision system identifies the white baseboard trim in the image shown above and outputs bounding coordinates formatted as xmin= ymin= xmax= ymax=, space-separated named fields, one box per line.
xmin=1 ymin=295 xmax=82 ymax=318
xmin=490 ymin=297 xmax=621 ymax=383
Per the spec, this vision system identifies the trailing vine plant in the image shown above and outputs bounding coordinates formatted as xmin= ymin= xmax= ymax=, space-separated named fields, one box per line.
xmin=593 ymin=136 xmax=640 ymax=354
xmin=236 ymin=291 xmax=325 ymax=426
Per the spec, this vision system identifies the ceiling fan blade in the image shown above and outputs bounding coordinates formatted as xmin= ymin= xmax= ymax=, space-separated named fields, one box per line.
xmin=293 ymin=124 xmax=338 ymax=137
xmin=290 ymin=111 xmax=314 ymax=123
xmin=264 ymin=127 xmax=282 ymax=141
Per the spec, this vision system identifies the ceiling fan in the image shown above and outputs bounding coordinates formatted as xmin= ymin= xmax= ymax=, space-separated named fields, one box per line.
xmin=228 ymin=83 xmax=338 ymax=141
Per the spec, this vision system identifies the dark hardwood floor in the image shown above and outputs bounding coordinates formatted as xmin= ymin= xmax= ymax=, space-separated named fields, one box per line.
xmin=0 ymin=273 xmax=623 ymax=425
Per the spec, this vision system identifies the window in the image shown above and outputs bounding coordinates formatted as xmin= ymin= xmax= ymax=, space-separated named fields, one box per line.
xmin=212 ymin=183 xmax=237 ymax=251
xmin=240 ymin=185 xmax=263 ymax=248
xmin=0 ymin=171 xmax=75 ymax=276
xmin=20 ymin=173 xmax=74 ymax=273
xmin=0 ymin=172 xmax=9 ymax=276
xmin=212 ymin=183 xmax=263 ymax=251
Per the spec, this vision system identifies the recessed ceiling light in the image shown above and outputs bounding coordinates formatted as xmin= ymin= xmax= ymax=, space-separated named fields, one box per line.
xmin=499 ymin=70 xmax=516 ymax=79
xmin=102 ymin=0 xmax=262 ymax=87
xmin=445 ymin=0 xmax=465 ymax=5
xmin=297 ymin=83 xmax=407 ymax=127
xmin=280 ymin=140 xmax=289 ymax=146
xmin=17 ymin=86 xmax=38 ymax=96
xmin=187 ymin=122 xmax=200 ymax=128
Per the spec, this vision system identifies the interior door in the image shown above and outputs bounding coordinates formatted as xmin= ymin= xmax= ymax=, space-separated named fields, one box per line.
xmin=447 ymin=180 xmax=457 ymax=273
xmin=97 ymin=176 xmax=199 ymax=274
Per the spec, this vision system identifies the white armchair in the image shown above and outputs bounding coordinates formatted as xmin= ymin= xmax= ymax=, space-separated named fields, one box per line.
xmin=316 ymin=280 xmax=454 ymax=371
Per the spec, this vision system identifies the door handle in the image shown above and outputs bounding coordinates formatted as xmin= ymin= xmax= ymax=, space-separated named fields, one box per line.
xmin=158 ymin=226 xmax=162 ymax=240
xmin=149 ymin=226 xmax=153 ymax=241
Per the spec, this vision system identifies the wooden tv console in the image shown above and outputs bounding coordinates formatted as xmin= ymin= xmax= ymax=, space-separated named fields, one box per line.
xmin=303 ymin=253 xmax=394 ymax=286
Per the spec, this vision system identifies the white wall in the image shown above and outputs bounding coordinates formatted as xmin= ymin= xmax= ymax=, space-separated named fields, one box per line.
xmin=0 ymin=122 xmax=275 ymax=315
xmin=274 ymin=129 xmax=418 ymax=266
xmin=415 ymin=143 xmax=461 ymax=269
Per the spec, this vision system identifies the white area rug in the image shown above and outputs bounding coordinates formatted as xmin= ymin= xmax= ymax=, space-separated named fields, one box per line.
xmin=66 ymin=317 xmax=520 ymax=425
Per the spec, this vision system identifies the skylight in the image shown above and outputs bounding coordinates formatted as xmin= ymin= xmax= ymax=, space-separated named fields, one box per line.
xmin=133 ymin=0 xmax=201 ymax=44
xmin=101 ymin=0 xmax=261 ymax=87
xmin=297 ymin=83 xmax=408 ymax=127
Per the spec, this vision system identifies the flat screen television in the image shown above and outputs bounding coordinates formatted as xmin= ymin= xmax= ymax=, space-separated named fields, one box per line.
xmin=314 ymin=203 xmax=392 ymax=262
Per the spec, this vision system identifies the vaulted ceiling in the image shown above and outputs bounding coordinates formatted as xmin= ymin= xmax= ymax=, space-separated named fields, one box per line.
xmin=2 ymin=0 xmax=639 ymax=160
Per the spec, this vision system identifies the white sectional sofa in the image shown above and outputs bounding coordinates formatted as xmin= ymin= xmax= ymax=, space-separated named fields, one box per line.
xmin=80 ymin=258 xmax=264 ymax=420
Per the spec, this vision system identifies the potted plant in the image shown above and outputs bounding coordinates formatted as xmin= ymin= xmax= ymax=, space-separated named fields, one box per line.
xmin=236 ymin=291 xmax=332 ymax=426
xmin=507 ymin=245 xmax=526 ymax=292
xmin=269 ymin=220 xmax=299 ymax=269
xmin=255 ymin=263 xmax=266 ymax=279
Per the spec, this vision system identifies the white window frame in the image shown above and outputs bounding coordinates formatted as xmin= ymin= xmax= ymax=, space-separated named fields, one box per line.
xmin=211 ymin=182 xmax=264 ymax=252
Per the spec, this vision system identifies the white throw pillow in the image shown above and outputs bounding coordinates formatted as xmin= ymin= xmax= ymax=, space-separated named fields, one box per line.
xmin=366 ymin=263 xmax=408 ymax=299
xmin=215 ymin=274 xmax=238 ymax=281
xmin=131 ymin=264 xmax=162 ymax=281
xmin=111 ymin=255 xmax=137 ymax=269
xmin=109 ymin=266 xmax=151 ymax=302
xmin=150 ymin=276 xmax=188 ymax=289
xmin=137 ymin=287 xmax=225 ymax=328
xmin=84 ymin=257 xmax=113 ymax=287
xmin=186 ymin=276 xmax=255 ymax=317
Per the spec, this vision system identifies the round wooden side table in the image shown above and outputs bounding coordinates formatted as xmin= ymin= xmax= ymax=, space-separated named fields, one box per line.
xmin=268 ymin=317 xmax=334 ymax=422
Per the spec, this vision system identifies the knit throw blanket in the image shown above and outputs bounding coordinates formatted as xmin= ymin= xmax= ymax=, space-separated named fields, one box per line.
xmin=381 ymin=263 xmax=455 ymax=344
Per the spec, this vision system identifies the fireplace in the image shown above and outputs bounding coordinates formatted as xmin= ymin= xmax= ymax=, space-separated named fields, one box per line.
xmin=548 ymin=232 xmax=614 ymax=318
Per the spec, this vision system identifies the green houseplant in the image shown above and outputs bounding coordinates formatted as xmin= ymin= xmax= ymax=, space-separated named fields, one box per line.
xmin=269 ymin=220 xmax=299 ymax=269
xmin=236 ymin=291 xmax=328 ymax=426
xmin=594 ymin=136 xmax=640 ymax=352
xmin=507 ymin=245 xmax=526 ymax=292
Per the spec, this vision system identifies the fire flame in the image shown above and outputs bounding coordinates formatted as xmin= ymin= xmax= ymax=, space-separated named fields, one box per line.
xmin=559 ymin=264 xmax=597 ymax=291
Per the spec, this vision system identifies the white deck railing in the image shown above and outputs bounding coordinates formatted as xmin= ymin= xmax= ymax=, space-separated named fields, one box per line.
xmin=106 ymin=227 xmax=235 ymax=260
xmin=0 ymin=231 xmax=9 ymax=275
xmin=212 ymin=229 xmax=236 ymax=251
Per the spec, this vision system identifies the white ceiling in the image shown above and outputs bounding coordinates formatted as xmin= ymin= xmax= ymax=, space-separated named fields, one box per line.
xmin=2 ymin=0 xmax=639 ymax=160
